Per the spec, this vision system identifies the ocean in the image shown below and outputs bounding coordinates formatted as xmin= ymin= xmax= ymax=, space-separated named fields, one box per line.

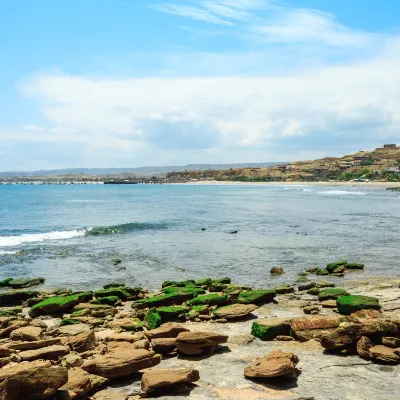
xmin=0 ymin=184 xmax=399 ymax=291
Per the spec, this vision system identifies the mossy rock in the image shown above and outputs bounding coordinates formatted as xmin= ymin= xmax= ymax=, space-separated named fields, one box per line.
xmin=161 ymin=280 xmax=195 ymax=289
xmin=157 ymin=306 xmax=189 ymax=321
xmin=29 ymin=292 xmax=92 ymax=317
xmin=144 ymin=309 xmax=161 ymax=330
xmin=163 ymin=286 xmax=205 ymax=296
xmin=208 ymin=284 xmax=226 ymax=292
xmin=194 ymin=278 xmax=212 ymax=286
xmin=337 ymin=295 xmax=381 ymax=315
xmin=251 ymin=319 xmax=291 ymax=341
xmin=94 ymin=287 xmax=131 ymax=300
xmin=315 ymin=268 xmax=329 ymax=276
xmin=318 ymin=288 xmax=349 ymax=302
xmin=317 ymin=281 xmax=335 ymax=288
xmin=8 ymin=278 xmax=45 ymax=289
xmin=0 ymin=278 xmax=13 ymax=288
xmin=223 ymin=285 xmax=243 ymax=296
xmin=94 ymin=296 xmax=120 ymax=306
xmin=111 ymin=258 xmax=122 ymax=266
xmin=0 ymin=306 xmax=22 ymax=317
xmin=274 ymin=284 xmax=295 ymax=294
xmin=298 ymin=272 xmax=308 ymax=277
xmin=132 ymin=292 xmax=193 ymax=309
xmin=298 ymin=282 xmax=316 ymax=291
xmin=188 ymin=293 xmax=228 ymax=306
xmin=326 ymin=260 xmax=348 ymax=274
xmin=212 ymin=277 xmax=231 ymax=285
xmin=60 ymin=318 xmax=82 ymax=326
xmin=296 ymin=276 xmax=309 ymax=283
xmin=103 ymin=282 xmax=125 ymax=289
xmin=70 ymin=308 xmax=90 ymax=318
xmin=239 ymin=290 xmax=276 ymax=305
xmin=0 ymin=291 xmax=40 ymax=307
xmin=307 ymin=287 xmax=320 ymax=296
xmin=346 ymin=263 xmax=364 ymax=270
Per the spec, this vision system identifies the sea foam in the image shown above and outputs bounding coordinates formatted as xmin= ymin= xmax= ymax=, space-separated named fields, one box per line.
xmin=0 ymin=230 xmax=85 ymax=247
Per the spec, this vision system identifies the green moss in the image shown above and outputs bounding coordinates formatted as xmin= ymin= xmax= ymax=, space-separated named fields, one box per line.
xmin=144 ymin=309 xmax=161 ymax=330
xmin=191 ymin=305 xmax=209 ymax=313
xmin=188 ymin=293 xmax=228 ymax=306
xmin=315 ymin=268 xmax=329 ymax=276
xmin=223 ymin=285 xmax=243 ymax=295
xmin=239 ymin=290 xmax=276 ymax=304
xmin=208 ymin=284 xmax=226 ymax=292
xmin=94 ymin=287 xmax=130 ymax=300
xmin=194 ymin=278 xmax=212 ymax=286
xmin=326 ymin=260 xmax=348 ymax=273
xmin=70 ymin=308 xmax=89 ymax=318
xmin=161 ymin=280 xmax=195 ymax=289
xmin=163 ymin=286 xmax=205 ymax=296
xmin=298 ymin=272 xmax=308 ymax=277
xmin=119 ymin=318 xmax=144 ymax=331
xmin=296 ymin=276 xmax=309 ymax=283
xmin=29 ymin=292 xmax=92 ymax=317
xmin=132 ymin=292 xmax=192 ymax=309
xmin=274 ymin=285 xmax=295 ymax=294
xmin=111 ymin=258 xmax=122 ymax=265
xmin=337 ymin=295 xmax=381 ymax=315
xmin=0 ymin=278 xmax=13 ymax=287
xmin=60 ymin=318 xmax=81 ymax=326
xmin=0 ymin=307 xmax=22 ymax=317
xmin=94 ymin=296 xmax=120 ymax=306
xmin=307 ymin=287 xmax=320 ymax=296
xmin=345 ymin=263 xmax=364 ymax=270
xmin=212 ymin=277 xmax=231 ymax=285
xmin=318 ymin=288 xmax=349 ymax=301
xmin=103 ymin=282 xmax=125 ymax=289
xmin=0 ymin=290 xmax=40 ymax=307
xmin=251 ymin=320 xmax=291 ymax=341
xmin=8 ymin=278 xmax=45 ymax=289
xmin=157 ymin=306 xmax=189 ymax=321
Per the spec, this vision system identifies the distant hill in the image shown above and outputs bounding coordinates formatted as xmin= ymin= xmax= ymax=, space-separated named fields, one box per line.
xmin=0 ymin=163 xmax=284 ymax=178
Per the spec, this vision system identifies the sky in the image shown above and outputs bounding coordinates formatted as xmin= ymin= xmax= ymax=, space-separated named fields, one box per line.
xmin=1 ymin=0 xmax=400 ymax=170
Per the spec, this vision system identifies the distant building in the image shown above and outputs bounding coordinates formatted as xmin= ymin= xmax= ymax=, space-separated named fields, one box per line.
xmin=384 ymin=144 xmax=397 ymax=148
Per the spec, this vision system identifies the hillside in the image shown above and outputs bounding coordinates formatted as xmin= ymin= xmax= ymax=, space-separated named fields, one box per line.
xmin=166 ymin=146 xmax=400 ymax=183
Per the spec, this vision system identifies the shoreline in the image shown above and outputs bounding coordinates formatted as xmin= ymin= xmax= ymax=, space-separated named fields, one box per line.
xmin=171 ymin=180 xmax=400 ymax=188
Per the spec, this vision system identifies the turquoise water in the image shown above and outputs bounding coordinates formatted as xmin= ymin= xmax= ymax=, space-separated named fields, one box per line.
xmin=0 ymin=184 xmax=399 ymax=290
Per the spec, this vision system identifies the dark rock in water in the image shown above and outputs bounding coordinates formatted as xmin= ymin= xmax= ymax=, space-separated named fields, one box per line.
xmin=201 ymin=227 xmax=206 ymax=231
xmin=296 ymin=276 xmax=309 ymax=283
xmin=346 ymin=263 xmax=365 ymax=270
xmin=333 ymin=265 xmax=346 ymax=274
xmin=0 ymin=291 xmax=39 ymax=307
xmin=274 ymin=284 xmax=295 ymax=294
xmin=326 ymin=260 xmax=348 ymax=274
xmin=270 ymin=266 xmax=285 ymax=275
xmin=111 ymin=258 xmax=122 ymax=266
xmin=336 ymin=295 xmax=381 ymax=314
xmin=162 ymin=280 xmax=195 ymax=289
xmin=7 ymin=278 xmax=45 ymax=289
xmin=103 ymin=282 xmax=125 ymax=289
xmin=298 ymin=282 xmax=316 ymax=291
xmin=315 ymin=268 xmax=329 ymax=276
xmin=229 ymin=230 xmax=238 ymax=234
xmin=0 ymin=278 xmax=13 ymax=288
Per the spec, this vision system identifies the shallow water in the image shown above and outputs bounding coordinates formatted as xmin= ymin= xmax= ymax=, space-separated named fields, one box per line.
xmin=0 ymin=184 xmax=399 ymax=291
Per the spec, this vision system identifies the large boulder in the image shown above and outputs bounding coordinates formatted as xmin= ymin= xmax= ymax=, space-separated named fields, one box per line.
xmin=326 ymin=260 xmax=348 ymax=274
xmin=151 ymin=338 xmax=177 ymax=355
xmin=0 ymin=291 xmax=39 ymax=307
xmin=0 ymin=360 xmax=68 ymax=399
xmin=318 ymin=288 xmax=349 ymax=302
xmin=145 ymin=325 xmax=189 ymax=340
xmin=10 ymin=326 xmax=43 ymax=342
xmin=251 ymin=318 xmax=291 ymax=341
xmin=82 ymin=349 xmax=161 ymax=379
xmin=244 ymin=350 xmax=299 ymax=379
xmin=213 ymin=304 xmax=257 ymax=320
xmin=175 ymin=331 xmax=228 ymax=355
xmin=141 ymin=368 xmax=200 ymax=394
xmin=188 ymin=294 xmax=228 ymax=307
xmin=238 ymin=290 xmax=276 ymax=305
xmin=290 ymin=315 xmax=342 ymax=342
xmin=369 ymin=345 xmax=400 ymax=364
xmin=0 ymin=320 xmax=28 ymax=338
xmin=336 ymin=295 xmax=381 ymax=315
xmin=67 ymin=330 xmax=97 ymax=353
xmin=270 ymin=266 xmax=284 ymax=275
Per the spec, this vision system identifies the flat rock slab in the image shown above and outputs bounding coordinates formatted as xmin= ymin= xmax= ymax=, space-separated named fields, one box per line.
xmin=19 ymin=344 xmax=70 ymax=361
xmin=176 ymin=331 xmax=229 ymax=355
xmin=145 ymin=325 xmax=189 ymax=340
xmin=213 ymin=304 xmax=257 ymax=320
xmin=141 ymin=368 xmax=200 ymax=393
xmin=7 ymin=338 xmax=63 ymax=351
xmin=10 ymin=326 xmax=43 ymax=342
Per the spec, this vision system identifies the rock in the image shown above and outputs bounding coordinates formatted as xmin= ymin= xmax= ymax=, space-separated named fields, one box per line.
xmin=213 ymin=304 xmax=257 ymax=320
xmin=188 ymin=294 xmax=228 ymax=307
xmin=94 ymin=296 xmax=121 ymax=306
xmin=61 ymin=354 xmax=83 ymax=368
xmin=0 ymin=360 xmax=68 ymax=400
xmin=144 ymin=309 xmax=162 ymax=330
xmin=382 ymin=337 xmax=400 ymax=348
xmin=59 ymin=367 xmax=108 ymax=399
xmin=141 ymin=368 xmax=200 ymax=394
xmin=10 ymin=326 xmax=43 ymax=342
xmin=111 ymin=318 xmax=144 ymax=332
xmin=337 ymin=295 xmax=381 ymax=315
xmin=326 ymin=260 xmax=348 ymax=274
xmin=7 ymin=338 xmax=63 ymax=351
xmin=315 ymin=268 xmax=329 ymax=276
xmin=298 ymin=282 xmax=316 ymax=291
xmin=357 ymin=336 xmax=373 ymax=359
xmin=270 ymin=266 xmax=284 ymax=275
xmin=0 ymin=347 xmax=11 ymax=357
xmin=90 ymin=389 xmax=128 ymax=400
xmin=0 ymin=320 xmax=28 ymax=338
xmin=274 ymin=285 xmax=295 ymax=294
xmin=316 ymin=281 xmax=335 ymax=288
xmin=346 ymin=263 xmax=364 ymax=270
xmin=19 ymin=345 xmax=70 ymax=361
xmin=369 ymin=345 xmax=400 ymax=364
xmin=320 ymin=319 xmax=400 ymax=350
xmin=307 ymin=287 xmax=320 ymax=296
xmin=145 ymin=325 xmax=189 ymax=340
xmin=275 ymin=335 xmax=295 ymax=341
xmin=296 ymin=276 xmax=309 ymax=283
xmin=162 ymin=280 xmax=195 ymax=288
xmin=303 ymin=305 xmax=320 ymax=315
xmin=212 ymin=277 xmax=231 ymax=285
xmin=94 ymin=287 xmax=131 ymax=300
xmin=0 ymin=307 xmax=22 ymax=318
xmin=107 ymin=339 xmax=150 ymax=352
xmin=82 ymin=349 xmax=161 ymax=379
xmin=175 ymin=331 xmax=228 ymax=355
xmin=67 ymin=330 xmax=97 ymax=353
xmin=151 ymin=338 xmax=176 ymax=355
xmin=244 ymin=350 xmax=299 ymax=379
xmin=163 ymin=286 xmax=205 ymax=296
xmin=98 ymin=330 xmax=146 ymax=343
xmin=132 ymin=293 xmax=194 ymax=309
xmin=251 ymin=318 xmax=291 ymax=341
xmin=29 ymin=293 xmax=92 ymax=317
xmin=321 ymin=299 xmax=337 ymax=308
xmin=194 ymin=278 xmax=212 ymax=286
xmin=350 ymin=309 xmax=381 ymax=320
xmin=57 ymin=323 xmax=91 ymax=336
xmin=333 ymin=266 xmax=346 ymax=274
xmin=8 ymin=278 xmax=45 ymax=289
xmin=238 ymin=290 xmax=276 ymax=305
xmin=156 ymin=306 xmax=189 ymax=321
xmin=318 ymin=288 xmax=349 ymax=301
xmin=0 ymin=291 xmax=39 ymax=307
xmin=290 ymin=315 xmax=342 ymax=342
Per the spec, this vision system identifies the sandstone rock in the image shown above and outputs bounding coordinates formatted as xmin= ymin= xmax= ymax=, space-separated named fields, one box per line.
xmin=0 ymin=360 xmax=68 ymax=399
xmin=350 ymin=309 xmax=381 ymax=320
xmin=321 ymin=300 xmax=337 ymax=308
xmin=298 ymin=282 xmax=316 ymax=291
xmin=382 ymin=337 xmax=400 ymax=348
xmin=151 ymin=338 xmax=177 ymax=355
xmin=369 ymin=345 xmax=400 ymax=364
xmin=270 ymin=266 xmax=284 ymax=275
xmin=213 ymin=304 xmax=257 ymax=320
xmin=99 ymin=331 xmax=146 ymax=343
xmin=111 ymin=318 xmax=143 ymax=332
xmin=107 ymin=339 xmax=150 ymax=352
xmin=0 ymin=347 xmax=11 ymax=357
xmin=61 ymin=354 xmax=83 ymax=368
xmin=10 ymin=326 xmax=43 ymax=342
xmin=274 ymin=284 xmax=295 ymax=294
xmin=290 ymin=315 xmax=342 ymax=342
xmin=7 ymin=338 xmax=63 ymax=351
xmin=356 ymin=336 xmax=374 ymax=359
xmin=8 ymin=277 xmax=45 ymax=289
xmin=82 ymin=349 xmax=161 ymax=379
xmin=67 ymin=330 xmax=96 ymax=353
xmin=18 ymin=345 xmax=70 ymax=361
xmin=318 ymin=288 xmax=349 ymax=301
xmin=145 ymin=325 xmax=189 ymax=340
xmin=59 ymin=367 xmax=108 ymax=399
xmin=90 ymin=389 xmax=128 ymax=400
xmin=176 ymin=331 xmax=228 ymax=355
xmin=0 ymin=320 xmax=28 ymax=338
xmin=275 ymin=336 xmax=295 ymax=341
xmin=58 ymin=323 xmax=91 ymax=337
xmin=303 ymin=305 xmax=320 ymax=315
xmin=251 ymin=318 xmax=291 ymax=341
xmin=244 ymin=350 xmax=299 ymax=379
xmin=141 ymin=368 xmax=200 ymax=394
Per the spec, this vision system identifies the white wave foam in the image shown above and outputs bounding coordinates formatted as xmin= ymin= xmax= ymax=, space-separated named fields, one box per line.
xmin=0 ymin=250 xmax=18 ymax=255
xmin=0 ymin=230 xmax=85 ymax=247
xmin=320 ymin=190 xmax=367 ymax=196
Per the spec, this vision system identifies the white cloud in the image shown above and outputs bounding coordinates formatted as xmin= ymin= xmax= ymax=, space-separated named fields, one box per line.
xmin=21 ymin=123 xmax=46 ymax=131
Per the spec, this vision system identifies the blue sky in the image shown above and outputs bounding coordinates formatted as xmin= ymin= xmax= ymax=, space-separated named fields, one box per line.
xmin=1 ymin=0 xmax=400 ymax=170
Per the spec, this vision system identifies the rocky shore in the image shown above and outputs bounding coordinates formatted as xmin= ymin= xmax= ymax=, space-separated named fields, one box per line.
xmin=0 ymin=261 xmax=399 ymax=400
